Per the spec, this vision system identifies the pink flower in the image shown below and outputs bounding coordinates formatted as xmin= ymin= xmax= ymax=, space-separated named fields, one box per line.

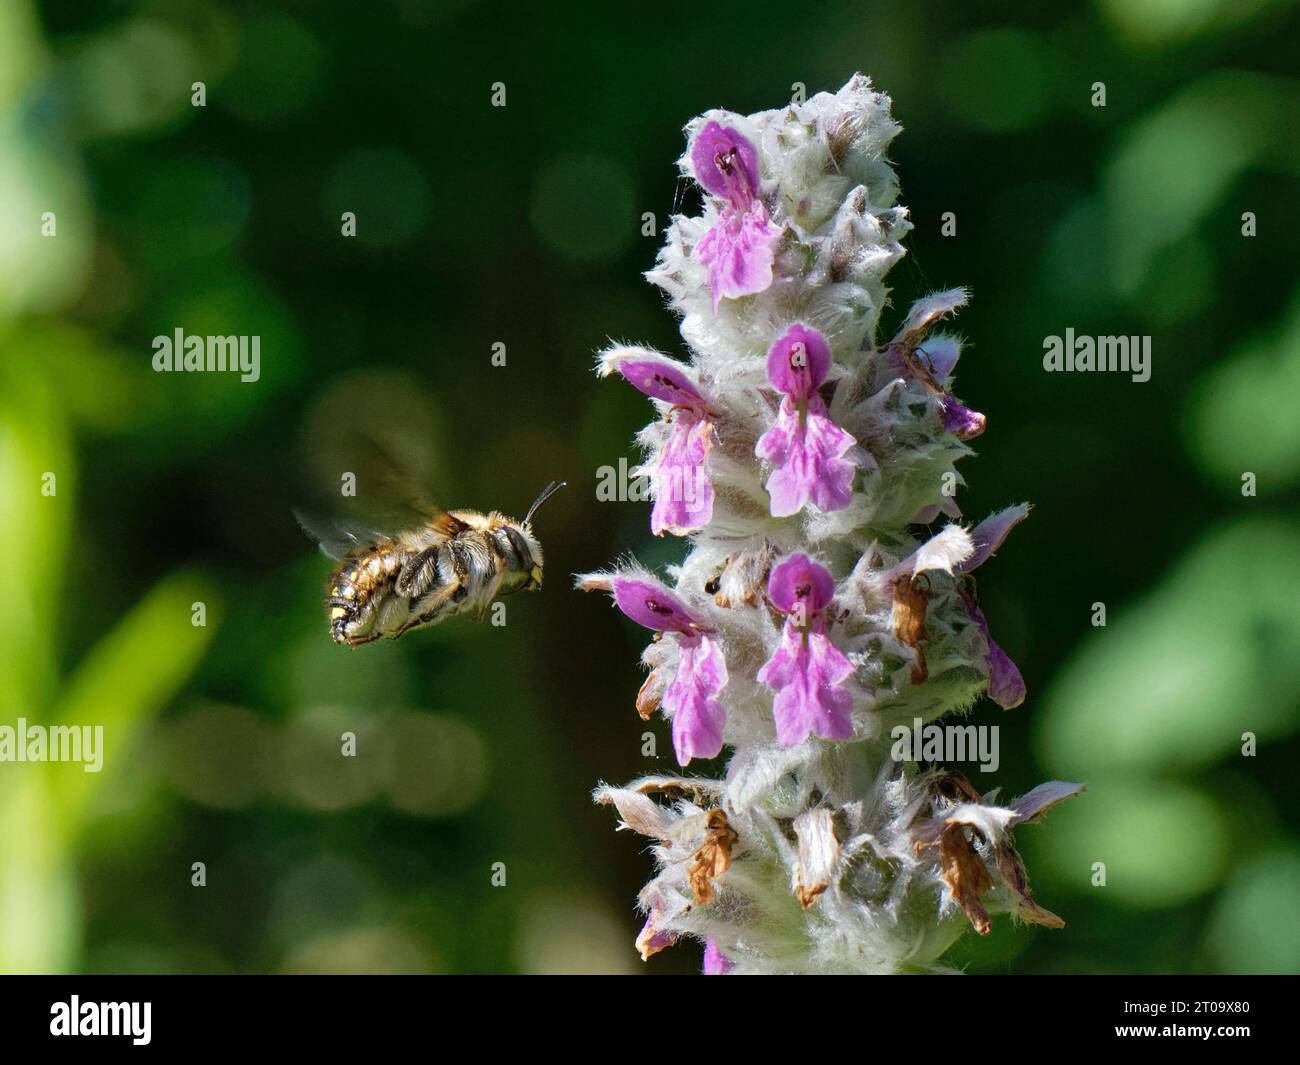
xmin=887 ymin=294 xmax=986 ymax=442
xmin=755 ymin=324 xmax=857 ymax=517
xmin=611 ymin=575 xmax=728 ymax=764
xmin=690 ymin=121 xmax=782 ymax=311
xmin=613 ymin=356 xmax=715 ymax=536
xmin=757 ymin=554 xmax=854 ymax=746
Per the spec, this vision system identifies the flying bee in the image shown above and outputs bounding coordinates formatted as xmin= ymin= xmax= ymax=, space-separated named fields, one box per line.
xmin=298 ymin=481 xmax=565 ymax=647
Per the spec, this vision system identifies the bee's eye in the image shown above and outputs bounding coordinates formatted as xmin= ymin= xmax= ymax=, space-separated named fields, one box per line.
xmin=503 ymin=526 xmax=534 ymax=566
xmin=704 ymin=576 xmax=721 ymax=595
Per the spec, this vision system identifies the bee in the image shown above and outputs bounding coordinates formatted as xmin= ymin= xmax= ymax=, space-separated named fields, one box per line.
xmin=298 ymin=481 xmax=565 ymax=647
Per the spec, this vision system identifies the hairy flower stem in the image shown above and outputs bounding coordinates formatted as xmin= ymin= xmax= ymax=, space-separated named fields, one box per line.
xmin=582 ymin=75 xmax=1082 ymax=975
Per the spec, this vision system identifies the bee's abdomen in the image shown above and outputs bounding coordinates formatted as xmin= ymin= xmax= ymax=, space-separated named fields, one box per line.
xmin=326 ymin=546 xmax=402 ymax=645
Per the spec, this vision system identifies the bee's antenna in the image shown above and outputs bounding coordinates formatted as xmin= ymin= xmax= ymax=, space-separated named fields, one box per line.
xmin=524 ymin=480 xmax=566 ymax=525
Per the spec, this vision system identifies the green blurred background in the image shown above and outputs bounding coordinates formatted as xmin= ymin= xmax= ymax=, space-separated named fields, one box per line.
xmin=1 ymin=0 xmax=1297 ymax=974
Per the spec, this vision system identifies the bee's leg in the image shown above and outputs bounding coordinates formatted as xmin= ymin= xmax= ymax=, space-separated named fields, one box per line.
xmin=475 ymin=572 xmax=505 ymax=623
xmin=395 ymin=547 xmax=440 ymax=598
xmin=447 ymin=542 xmax=472 ymax=603
xmin=345 ymin=632 xmax=382 ymax=648
xmin=376 ymin=595 xmax=412 ymax=639
xmin=387 ymin=621 xmax=416 ymax=639
xmin=391 ymin=580 xmax=461 ymax=638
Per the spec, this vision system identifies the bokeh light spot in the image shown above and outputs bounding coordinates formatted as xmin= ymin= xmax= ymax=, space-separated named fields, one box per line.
xmin=1039 ymin=779 xmax=1228 ymax=907
xmin=323 ymin=148 xmax=432 ymax=248
xmin=530 ymin=152 xmax=636 ymax=264
xmin=517 ymin=892 xmax=639 ymax=975
xmin=222 ymin=11 xmax=325 ymax=123
xmin=278 ymin=705 xmax=382 ymax=811
xmin=160 ymin=704 xmax=274 ymax=810
xmin=1206 ymin=848 xmax=1300 ymax=973
xmin=381 ymin=712 xmax=487 ymax=818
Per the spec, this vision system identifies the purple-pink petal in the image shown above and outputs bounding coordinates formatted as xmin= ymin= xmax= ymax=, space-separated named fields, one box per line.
xmin=616 ymin=357 xmax=705 ymax=408
xmin=696 ymin=199 xmax=782 ymax=311
xmin=759 ymin=626 xmax=854 ymax=746
xmin=756 ymin=396 xmax=856 ymax=517
xmin=690 ymin=120 xmax=761 ymax=208
xmin=612 ymin=576 xmax=697 ymax=634
xmin=1008 ymin=781 xmax=1085 ymax=824
xmin=665 ymin=633 xmax=728 ymax=765
xmin=984 ymin=630 xmax=1026 ymax=709
xmin=636 ymin=914 xmax=676 ymax=960
xmin=921 ymin=335 xmax=962 ymax=380
xmin=650 ymin=408 xmax=714 ymax=536
xmin=703 ymin=939 xmax=735 ymax=975
xmin=767 ymin=553 xmax=836 ymax=614
xmin=960 ymin=587 xmax=1026 ymax=710
xmin=940 ymin=397 xmax=986 ymax=441
xmin=767 ymin=323 xmax=832 ymax=398
xmin=960 ymin=504 xmax=1029 ymax=574
xmin=912 ymin=497 xmax=963 ymax=524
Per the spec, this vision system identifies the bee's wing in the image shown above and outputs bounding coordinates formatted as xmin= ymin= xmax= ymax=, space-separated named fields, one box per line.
xmin=295 ymin=434 xmax=471 ymax=562
xmin=293 ymin=509 xmax=382 ymax=561
xmin=425 ymin=508 xmax=470 ymax=538
xmin=361 ymin=434 xmax=452 ymax=530
xmin=294 ymin=499 xmax=468 ymax=561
